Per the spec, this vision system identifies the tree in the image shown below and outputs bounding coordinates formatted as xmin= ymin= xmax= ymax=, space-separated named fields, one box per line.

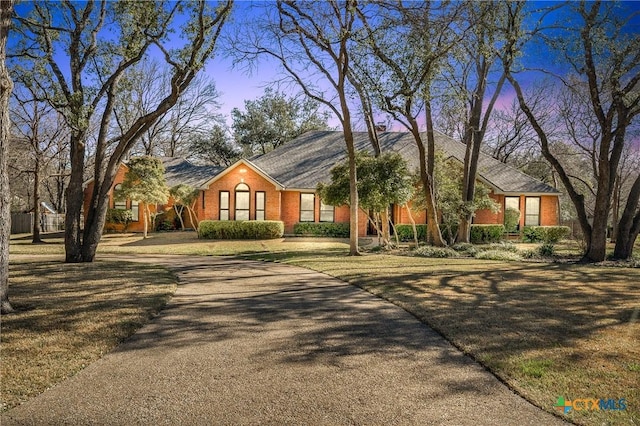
xmin=353 ymin=1 xmax=468 ymax=246
xmin=233 ymin=0 xmax=364 ymax=255
xmin=11 ymin=0 xmax=233 ymax=262
xmin=442 ymin=2 xmax=512 ymax=243
xmin=189 ymin=124 xmax=241 ymax=167
xmin=10 ymin=83 xmax=67 ymax=243
xmin=502 ymin=1 xmax=640 ymax=261
xmin=231 ymin=88 xmax=330 ymax=156
xmin=169 ymin=184 xmax=200 ymax=231
xmin=318 ymin=152 xmax=413 ymax=247
xmin=116 ymin=157 xmax=169 ymax=238
xmin=0 ymin=0 xmax=13 ymax=314
xmin=115 ymin=63 xmax=224 ymax=158
xmin=428 ymin=152 xmax=500 ymax=245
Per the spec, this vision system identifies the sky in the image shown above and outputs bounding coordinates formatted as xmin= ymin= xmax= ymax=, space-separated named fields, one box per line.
xmin=203 ymin=1 xmax=640 ymax=133
xmin=9 ymin=1 xmax=640 ymax=135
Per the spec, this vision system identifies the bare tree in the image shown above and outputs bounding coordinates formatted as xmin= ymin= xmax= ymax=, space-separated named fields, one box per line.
xmin=503 ymin=1 xmax=640 ymax=261
xmin=12 ymin=0 xmax=233 ymax=262
xmin=1 ymin=0 xmax=14 ymax=314
xmin=232 ymin=0 xmax=364 ymax=255
xmin=10 ymin=83 xmax=67 ymax=242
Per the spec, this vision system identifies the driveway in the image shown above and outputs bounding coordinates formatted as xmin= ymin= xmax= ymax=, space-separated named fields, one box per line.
xmin=2 ymin=255 xmax=566 ymax=425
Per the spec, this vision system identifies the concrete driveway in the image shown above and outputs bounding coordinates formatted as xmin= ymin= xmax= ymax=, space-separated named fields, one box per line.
xmin=2 ymin=255 xmax=566 ymax=425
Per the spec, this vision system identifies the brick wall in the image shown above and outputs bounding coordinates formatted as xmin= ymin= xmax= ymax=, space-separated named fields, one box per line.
xmin=202 ymin=163 xmax=282 ymax=222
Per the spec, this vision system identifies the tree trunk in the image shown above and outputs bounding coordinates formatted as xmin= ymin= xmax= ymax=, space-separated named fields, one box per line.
xmin=404 ymin=204 xmax=419 ymax=246
xmin=32 ymin=159 xmax=42 ymax=243
xmin=64 ymin=132 xmax=87 ymax=263
xmin=143 ymin=204 xmax=149 ymax=239
xmin=174 ymin=205 xmax=185 ymax=230
xmin=408 ymin=118 xmax=445 ymax=247
xmin=0 ymin=0 xmax=14 ymax=314
xmin=613 ymin=173 xmax=640 ymax=259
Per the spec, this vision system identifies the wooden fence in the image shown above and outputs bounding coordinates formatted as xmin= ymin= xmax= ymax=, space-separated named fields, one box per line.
xmin=10 ymin=213 xmax=65 ymax=234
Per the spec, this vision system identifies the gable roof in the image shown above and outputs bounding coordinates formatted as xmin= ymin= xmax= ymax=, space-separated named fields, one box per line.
xmin=251 ymin=130 xmax=560 ymax=195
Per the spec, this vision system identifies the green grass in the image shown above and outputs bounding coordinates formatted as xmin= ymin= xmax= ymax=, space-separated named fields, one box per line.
xmin=7 ymin=232 xmax=640 ymax=425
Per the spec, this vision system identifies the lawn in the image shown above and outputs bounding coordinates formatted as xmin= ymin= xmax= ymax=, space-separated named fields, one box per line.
xmin=6 ymin=231 xmax=640 ymax=425
xmin=1 ymin=257 xmax=176 ymax=412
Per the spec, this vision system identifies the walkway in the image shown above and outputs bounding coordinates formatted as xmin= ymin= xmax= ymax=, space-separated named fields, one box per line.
xmin=2 ymin=255 xmax=566 ymax=425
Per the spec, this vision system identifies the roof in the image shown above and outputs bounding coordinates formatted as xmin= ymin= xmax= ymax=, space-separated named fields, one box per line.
xmin=199 ymin=158 xmax=284 ymax=190
xmin=251 ymin=130 xmax=560 ymax=194
xmin=159 ymin=157 xmax=222 ymax=189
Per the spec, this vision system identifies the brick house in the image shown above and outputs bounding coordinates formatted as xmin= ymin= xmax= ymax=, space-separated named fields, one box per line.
xmin=88 ymin=130 xmax=560 ymax=235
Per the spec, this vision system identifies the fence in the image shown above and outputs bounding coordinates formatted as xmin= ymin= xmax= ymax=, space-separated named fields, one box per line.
xmin=10 ymin=213 xmax=65 ymax=234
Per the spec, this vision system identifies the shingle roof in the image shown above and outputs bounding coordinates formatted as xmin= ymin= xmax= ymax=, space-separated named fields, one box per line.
xmin=251 ymin=130 xmax=560 ymax=194
xmin=159 ymin=157 xmax=223 ymax=189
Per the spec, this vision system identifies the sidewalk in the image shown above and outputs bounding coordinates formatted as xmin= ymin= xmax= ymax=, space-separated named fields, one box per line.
xmin=2 ymin=255 xmax=566 ymax=425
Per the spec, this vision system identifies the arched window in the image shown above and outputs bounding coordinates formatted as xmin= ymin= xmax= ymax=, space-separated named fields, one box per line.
xmin=235 ymin=183 xmax=250 ymax=220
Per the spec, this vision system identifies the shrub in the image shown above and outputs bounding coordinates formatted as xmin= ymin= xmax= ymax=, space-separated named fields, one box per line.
xmin=198 ymin=220 xmax=284 ymax=239
xmin=106 ymin=208 xmax=133 ymax=230
xmin=394 ymin=224 xmax=427 ymax=242
xmin=451 ymin=242 xmax=478 ymax=256
xmin=155 ymin=219 xmax=174 ymax=232
xmin=521 ymin=249 xmax=539 ymax=259
xmin=293 ymin=222 xmax=350 ymax=238
xmin=475 ymin=250 xmax=522 ymax=261
xmin=523 ymin=226 xmax=571 ymax=243
xmin=470 ymin=224 xmax=505 ymax=244
xmin=484 ymin=241 xmax=518 ymax=253
xmin=504 ymin=207 xmax=520 ymax=233
xmin=538 ymin=243 xmax=555 ymax=257
xmin=414 ymin=245 xmax=458 ymax=258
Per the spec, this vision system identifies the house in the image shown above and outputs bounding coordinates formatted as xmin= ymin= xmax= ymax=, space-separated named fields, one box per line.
xmin=87 ymin=130 xmax=560 ymax=236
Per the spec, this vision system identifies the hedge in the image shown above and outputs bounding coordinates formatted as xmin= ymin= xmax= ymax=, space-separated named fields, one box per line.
xmin=470 ymin=224 xmax=505 ymax=244
xmin=395 ymin=224 xmax=427 ymax=242
xmin=198 ymin=220 xmax=284 ymax=239
xmin=293 ymin=222 xmax=350 ymax=238
xmin=523 ymin=226 xmax=571 ymax=243
xmin=106 ymin=208 xmax=133 ymax=227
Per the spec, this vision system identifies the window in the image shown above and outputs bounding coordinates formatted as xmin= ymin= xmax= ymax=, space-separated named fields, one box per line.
xmin=202 ymin=191 xmax=205 ymax=210
xmin=113 ymin=184 xmax=126 ymax=209
xmin=300 ymin=193 xmax=315 ymax=222
xmin=525 ymin=197 xmax=541 ymax=226
xmin=505 ymin=196 xmax=520 ymax=212
xmin=255 ymin=191 xmax=265 ymax=221
xmin=219 ymin=191 xmax=230 ymax=220
xmin=131 ymin=202 xmax=139 ymax=222
xmin=320 ymin=200 xmax=334 ymax=222
xmin=235 ymin=183 xmax=250 ymax=221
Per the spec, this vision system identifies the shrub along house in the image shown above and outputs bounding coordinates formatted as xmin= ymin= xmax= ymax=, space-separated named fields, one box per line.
xmin=88 ymin=130 xmax=560 ymax=237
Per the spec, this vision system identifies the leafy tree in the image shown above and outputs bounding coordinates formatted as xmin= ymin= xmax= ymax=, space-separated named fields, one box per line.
xmin=189 ymin=124 xmax=240 ymax=167
xmin=1 ymin=0 xmax=13 ymax=314
xmin=318 ymin=152 xmax=413 ymax=247
xmin=11 ymin=0 xmax=233 ymax=262
xmin=502 ymin=1 xmax=640 ymax=261
xmin=232 ymin=88 xmax=330 ymax=156
xmin=116 ymin=157 xmax=169 ymax=239
xmin=169 ymin=184 xmax=200 ymax=231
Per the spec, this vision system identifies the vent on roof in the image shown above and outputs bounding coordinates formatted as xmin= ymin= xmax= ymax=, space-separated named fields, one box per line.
xmin=375 ymin=123 xmax=387 ymax=132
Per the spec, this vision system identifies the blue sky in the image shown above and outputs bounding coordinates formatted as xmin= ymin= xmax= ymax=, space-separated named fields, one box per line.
xmin=10 ymin=1 xmax=640 ymax=133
